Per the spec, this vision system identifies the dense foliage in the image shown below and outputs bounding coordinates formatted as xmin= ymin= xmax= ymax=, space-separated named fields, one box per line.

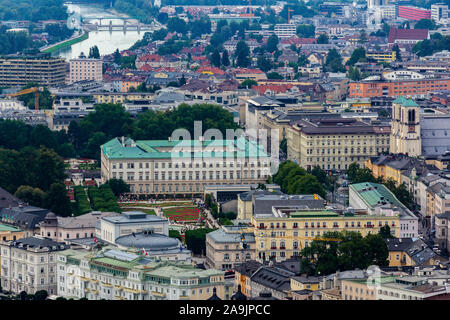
xmin=185 ymin=228 xmax=215 ymax=255
xmin=0 ymin=0 xmax=67 ymax=21
xmin=300 ymin=231 xmax=389 ymax=276
xmin=271 ymin=161 xmax=326 ymax=198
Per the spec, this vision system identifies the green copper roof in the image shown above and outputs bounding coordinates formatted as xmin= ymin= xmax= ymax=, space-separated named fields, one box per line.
xmin=290 ymin=210 xmax=340 ymax=218
xmin=349 ymin=182 xmax=405 ymax=210
xmin=393 ymin=96 xmax=418 ymax=107
xmin=0 ymin=223 xmax=22 ymax=232
xmin=101 ymin=137 xmax=269 ymax=160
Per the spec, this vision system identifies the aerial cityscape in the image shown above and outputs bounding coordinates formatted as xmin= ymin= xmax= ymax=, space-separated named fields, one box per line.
xmin=0 ymin=0 xmax=450 ymax=303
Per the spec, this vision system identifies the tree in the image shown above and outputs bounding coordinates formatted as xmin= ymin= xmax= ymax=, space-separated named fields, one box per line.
xmin=167 ymin=17 xmax=187 ymax=34
xmin=113 ymin=48 xmax=121 ymax=64
xmin=414 ymin=19 xmax=437 ymax=30
xmin=257 ymin=55 xmax=273 ymax=72
xmin=221 ymin=49 xmax=230 ymax=67
xmin=210 ymin=48 xmax=221 ymax=67
xmin=347 ymin=66 xmax=362 ymax=81
xmin=88 ymin=45 xmax=100 ymax=59
xmin=325 ymin=49 xmax=345 ymax=73
xmin=185 ymin=228 xmax=215 ymax=255
xmin=296 ymin=24 xmax=315 ymax=38
xmin=317 ymin=33 xmax=329 ymax=44
xmin=235 ymin=40 xmax=251 ymax=68
xmin=358 ymin=29 xmax=368 ymax=44
xmin=266 ymin=34 xmax=279 ymax=52
xmin=266 ymin=72 xmax=283 ymax=79
xmin=45 ymin=183 xmax=71 ymax=216
xmin=392 ymin=44 xmax=402 ymax=62
xmin=239 ymin=79 xmax=258 ymax=89
xmin=346 ymin=47 xmax=366 ymax=66
xmin=103 ymin=178 xmax=130 ymax=196
xmin=379 ymin=225 xmax=395 ymax=239
xmin=169 ymin=229 xmax=182 ymax=241
xmin=34 ymin=290 xmax=48 ymax=300
xmin=14 ymin=185 xmax=45 ymax=207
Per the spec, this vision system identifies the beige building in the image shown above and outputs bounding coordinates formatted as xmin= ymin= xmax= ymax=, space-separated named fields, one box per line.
xmin=252 ymin=207 xmax=400 ymax=263
xmin=101 ymin=137 xmax=270 ymax=195
xmin=69 ymin=56 xmax=102 ymax=84
xmin=0 ymin=236 xmax=69 ymax=295
xmin=390 ymin=97 xmax=421 ymax=157
xmin=286 ymin=118 xmax=390 ymax=171
xmin=341 ymin=278 xmax=377 ymax=300
xmin=205 ymin=225 xmax=255 ymax=270
xmin=0 ymin=54 xmax=66 ymax=87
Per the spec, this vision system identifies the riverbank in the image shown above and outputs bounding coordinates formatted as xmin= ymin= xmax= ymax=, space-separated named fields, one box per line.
xmin=41 ymin=30 xmax=89 ymax=54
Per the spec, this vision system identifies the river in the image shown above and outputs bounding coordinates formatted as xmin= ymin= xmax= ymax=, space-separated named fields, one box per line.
xmin=51 ymin=3 xmax=145 ymax=59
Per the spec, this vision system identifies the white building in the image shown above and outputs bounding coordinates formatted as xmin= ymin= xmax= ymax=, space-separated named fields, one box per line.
xmin=274 ymin=24 xmax=296 ymax=39
xmin=98 ymin=211 xmax=169 ymax=244
xmin=57 ymin=248 xmax=225 ymax=300
xmin=431 ymin=4 xmax=448 ymax=23
xmin=349 ymin=182 xmax=418 ymax=238
xmin=0 ymin=236 xmax=69 ymax=295
xmin=0 ymin=99 xmax=26 ymax=111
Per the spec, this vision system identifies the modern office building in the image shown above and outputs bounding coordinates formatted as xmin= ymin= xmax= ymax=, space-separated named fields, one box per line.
xmin=0 ymin=54 xmax=66 ymax=87
xmin=274 ymin=24 xmax=296 ymax=39
xmin=431 ymin=4 xmax=448 ymax=23
xmin=57 ymin=248 xmax=224 ymax=300
xmin=100 ymin=137 xmax=270 ymax=195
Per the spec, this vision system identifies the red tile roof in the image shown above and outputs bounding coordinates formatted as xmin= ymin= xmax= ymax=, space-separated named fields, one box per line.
xmin=388 ymin=28 xmax=428 ymax=43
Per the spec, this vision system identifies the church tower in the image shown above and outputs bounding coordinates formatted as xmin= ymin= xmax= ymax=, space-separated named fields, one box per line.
xmin=390 ymin=96 xmax=421 ymax=157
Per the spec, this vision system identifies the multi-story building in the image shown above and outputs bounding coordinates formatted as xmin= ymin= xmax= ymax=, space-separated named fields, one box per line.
xmin=0 ymin=236 xmax=69 ymax=295
xmin=0 ymin=224 xmax=27 ymax=242
xmin=205 ymin=225 xmax=255 ymax=270
xmin=0 ymin=54 xmax=66 ymax=87
xmin=388 ymin=28 xmax=429 ymax=44
xmin=366 ymin=51 xmax=396 ymax=63
xmin=434 ymin=211 xmax=450 ymax=251
xmin=398 ymin=6 xmax=431 ymax=21
xmin=286 ymin=118 xmax=391 ymax=171
xmin=274 ymin=24 xmax=296 ymax=39
xmin=431 ymin=4 xmax=448 ymax=23
xmin=349 ymin=182 xmax=418 ymax=238
xmin=100 ymin=137 xmax=270 ymax=195
xmin=251 ymin=207 xmax=400 ymax=263
xmin=237 ymin=191 xmax=325 ymax=221
xmin=38 ymin=211 xmax=120 ymax=242
xmin=386 ymin=238 xmax=445 ymax=267
xmin=69 ymin=55 xmax=102 ymax=84
xmin=57 ymin=248 xmax=225 ymax=300
xmin=349 ymin=78 xmax=450 ymax=99
xmin=98 ymin=211 xmax=169 ymax=244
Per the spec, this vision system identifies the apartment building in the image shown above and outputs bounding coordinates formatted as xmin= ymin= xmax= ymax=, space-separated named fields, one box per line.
xmin=251 ymin=207 xmax=400 ymax=263
xmin=274 ymin=24 xmax=296 ymax=39
xmin=431 ymin=4 xmax=448 ymax=23
xmin=0 ymin=237 xmax=69 ymax=295
xmin=286 ymin=118 xmax=390 ymax=171
xmin=349 ymin=182 xmax=418 ymax=238
xmin=385 ymin=238 xmax=445 ymax=267
xmin=348 ymin=78 xmax=450 ymax=98
xmin=366 ymin=51 xmax=396 ymax=63
xmin=69 ymin=56 xmax=102 ymax=84
xmin=205 ymin=225 xmax=255 ymax=270
xmin=100 ymin=137 xmax=270 ymax=195
xmin=0 ymin=54 xmax=66 ymax=87
xmin=57 ymin=248 xmax=224 ymax=300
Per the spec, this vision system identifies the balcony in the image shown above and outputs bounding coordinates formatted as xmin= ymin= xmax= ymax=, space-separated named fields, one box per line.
xmin=124 ymin=288 xmax=140 ymax=294
xmin=115 ymin=285 xmax=123 ymax=290
xmin=270 ymin=247 xmax=277 ymax=250
xmin=84 ymin=288 xmax=90 ymax=293
xmin=151 ymin=291 xmax=166 ymax=298
xmin=280 ymin=246 xmax=286 ymax=250
xmin=293 ymin=225 xmax=298 ymax=229
xmin=102 ymin=282 xmax=112 ymax=287
xmin=79 ymin=276 xmax=89 ymax=282
xmin=179 ymin=295 xmax=189 ymax=300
